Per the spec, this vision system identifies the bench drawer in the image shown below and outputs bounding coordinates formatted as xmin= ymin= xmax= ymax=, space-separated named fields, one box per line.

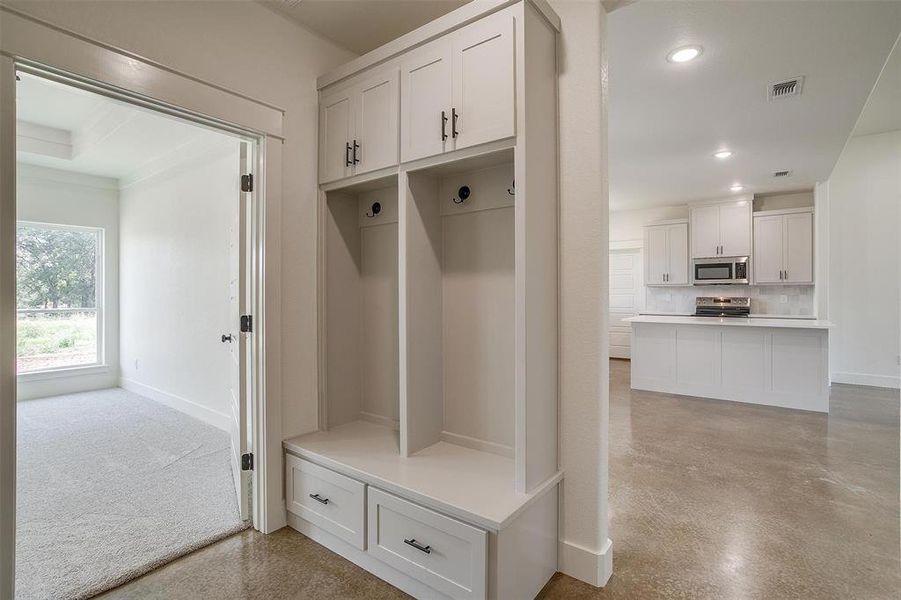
xmin=286 ymin=454 xmax=365 ymax=549
xmin=367 ymin=487 xmax=487 ymax=600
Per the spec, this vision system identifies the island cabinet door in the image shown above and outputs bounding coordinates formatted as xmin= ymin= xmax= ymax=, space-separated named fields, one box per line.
xmin=753 ymin=215 xmax=784 ymax=284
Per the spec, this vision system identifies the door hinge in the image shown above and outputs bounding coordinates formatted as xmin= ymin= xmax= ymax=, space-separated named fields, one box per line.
xmin=240 ymin=314 xmax=252 ymax=333
xmin=241 ymin=173 xmax=253 ymax=192
xmin=241 ymin=452 xmax=254 ymax=471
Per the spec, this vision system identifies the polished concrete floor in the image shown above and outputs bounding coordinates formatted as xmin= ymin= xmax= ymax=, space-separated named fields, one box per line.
xmin=100 ymin=359 xmax=899 ymax=599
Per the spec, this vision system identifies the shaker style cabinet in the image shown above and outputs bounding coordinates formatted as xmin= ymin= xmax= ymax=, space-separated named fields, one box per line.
xmin=645 ymin=221 xmax=689 ymax=286
xmin=401 ymin=10 xmax=515 ymax=162
xmin=753 ymin=209 xmax=813 ymax=284
xmin=318 ymin=68 xmax=399 ymax=184
xmin=690 ymin=200 xmax=752 ymax=258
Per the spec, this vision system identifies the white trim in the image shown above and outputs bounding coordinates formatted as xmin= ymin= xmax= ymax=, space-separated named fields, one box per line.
xmin=643 ymin=217 xmax=688 ymax=227
xmin=119 ymin=377 xmax=231 ymax=432
xmin=752 ymin=206 xmax=814 ymax=217
xmin=609 ymin=238 xmax=642 ymax=251
xmin=317 ymin=0 xmax=560 ymax=90
xmin=687 ymin=194 xmax=753 ymax=208
xmin=16 ymin=162 xmax=119 ymax=190
xmin=16 ymin=364 xmax=111 ymax=383
xmin=831 ymin=372 xmax=901 ymax=389
xmin=440 ymin=430 xmax=515 ymax=459
xmin=558 ymin=537 xmax=613 ymax=588
xmin=359 ymin=411 xmax=400 ymax=431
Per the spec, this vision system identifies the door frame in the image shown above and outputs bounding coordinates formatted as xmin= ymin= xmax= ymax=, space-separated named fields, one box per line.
xmin=609 ymin=239 xmax=644 ymax=359
xmin=0 ymin=7 xmax=286 ymax=596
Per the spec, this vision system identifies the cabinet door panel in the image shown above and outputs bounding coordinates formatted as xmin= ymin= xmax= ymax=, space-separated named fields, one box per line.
xmin=666 ymin=223 xmax=689 ymax=285
xmin=690 ymin=205 xmax=720 ymax=258
xmin=645 ymin=225 xmax=668 ymax=285
xmin=719 ymin=202 xmax=751 ymax=257
xmin=319 ymin=91 xmax=353 ymax=183
xmin=401 ymin=40 xmax=452 ymax=162
xmin=451 ymin=12 xmax=515 ymax=150
xmin=355 ymin=69 xmax=399 ymax=175
xmin=783 ymin=212 xmax=813 ymax=283
xmin=753 ymin=215 xmax=784 ymax=284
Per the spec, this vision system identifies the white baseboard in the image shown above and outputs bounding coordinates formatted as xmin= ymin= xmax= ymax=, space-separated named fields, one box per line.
xmin=558 ymin=537 xmax=613 ymax=587
xmin=440 ymin=430 xmax=514 ymax=458
xmin=831 ymin=372 xmax=901 ymax=389
xmin=119 ymin=377 xmax=231 ymax=432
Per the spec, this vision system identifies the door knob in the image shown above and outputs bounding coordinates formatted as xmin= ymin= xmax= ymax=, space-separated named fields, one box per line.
xmin=221 ymin=333 xmax=233 ymax=343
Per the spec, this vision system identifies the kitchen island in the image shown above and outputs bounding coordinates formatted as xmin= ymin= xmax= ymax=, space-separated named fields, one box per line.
xmin=623 ymin=315 xmax=833 ymax=412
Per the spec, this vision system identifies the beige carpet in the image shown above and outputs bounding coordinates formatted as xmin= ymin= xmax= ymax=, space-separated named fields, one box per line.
xmin=15 ymin=388 xmax=249 ymax=600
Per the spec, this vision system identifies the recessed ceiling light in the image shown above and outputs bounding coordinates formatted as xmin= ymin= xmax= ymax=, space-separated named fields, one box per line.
xmin=713 ymin=150 xmax=733 ymax=159
xmin=667 ymin=45 xmax=702 ymax=63
xmin=730 ymin=184 xmax=744 ymax=192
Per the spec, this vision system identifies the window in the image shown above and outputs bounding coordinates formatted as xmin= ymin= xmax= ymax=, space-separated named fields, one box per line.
xmin=16 ymin=222 xmax=103 ymax=373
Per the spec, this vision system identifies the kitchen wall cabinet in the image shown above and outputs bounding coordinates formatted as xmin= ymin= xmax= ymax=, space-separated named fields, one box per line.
xmin=690 ymin=199 xmax=751 ymax=258
xmin=645 ymin=221 xmax=689 ymax=286
xmin=319 ymin=67 xmax=399 ymax=184
xmin=753 ymin=208 xmax=813 ymax=284
xmin=400 ymin=10 xmax=514 ymax=162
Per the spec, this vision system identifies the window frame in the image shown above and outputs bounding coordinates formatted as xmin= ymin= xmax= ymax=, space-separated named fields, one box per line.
xmin=15 ymin=220 xmax=105 ymax=378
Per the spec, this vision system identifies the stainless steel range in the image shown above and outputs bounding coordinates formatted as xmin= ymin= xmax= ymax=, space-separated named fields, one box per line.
xmin=695 ymin=296 xmax=750 ymax=317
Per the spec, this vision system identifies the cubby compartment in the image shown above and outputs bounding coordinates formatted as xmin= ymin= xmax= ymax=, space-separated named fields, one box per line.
xmin=323 ymin=178 xmax=399 ymax=439
xmin=401 ymin=153 xmax=515 ymax=458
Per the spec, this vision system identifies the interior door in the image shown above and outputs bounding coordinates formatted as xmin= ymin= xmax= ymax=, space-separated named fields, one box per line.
xmin=319 ymin=89 xmax=353 ymax=183
xmin=666 ymin=223 xmax=689 ymax=285
xmin=718 ymin=202 xmax=751 ymax=257
xmin=645 ymin=225 xmax=667 ymax=285
xmin=753 ymin=215 xmax=784 ymax=284
xmin=610 ymin=248 xmax=643 ymax=359
xmin=783 ymin=212 xmax=813 ymax=283
xmin=451 ymin=11 xmax=515 ymax=151
xmin=227 ymin=142 xmax=252 ymax=521
xmin=690 ymin=205 xmax=720 ymax=258
xmin=400 ymin=38 xmax=453 ymax=162
xmin=354 ymin=68 xmax=399 ymax=175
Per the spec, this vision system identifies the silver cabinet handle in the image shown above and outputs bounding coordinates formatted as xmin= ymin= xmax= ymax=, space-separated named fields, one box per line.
xmin=309 ymin=493 xmax=329 ymax=505
xmin=404 ymin=538 xmax=431 ymax=554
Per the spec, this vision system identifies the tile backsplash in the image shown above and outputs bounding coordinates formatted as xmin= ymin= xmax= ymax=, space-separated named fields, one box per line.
xmin=645 ymin=285 xmax=814 ymax=316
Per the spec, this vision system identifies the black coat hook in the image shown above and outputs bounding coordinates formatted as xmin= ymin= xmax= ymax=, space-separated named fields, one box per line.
xmin=365 ymin=202 xmax=381 ymax=218
xmin=453 ymin=185 xmax=471 ymax=205
xmin=507 ymin=180 xmax=515 ymax=195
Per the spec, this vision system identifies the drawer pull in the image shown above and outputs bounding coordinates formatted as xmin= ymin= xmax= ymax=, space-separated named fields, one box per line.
xmin=403 ymin=538 xmax=432 ymax=554
xmin=309 ymin=493 xmax=329 ymax=505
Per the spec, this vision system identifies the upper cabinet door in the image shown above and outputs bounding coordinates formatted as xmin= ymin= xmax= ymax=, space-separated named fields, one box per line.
xmin=753 ymin=215 xmax=784 ymax=284
xmin=401 ymin=39 xmax=453 ymax=162
xmin=666 ymin=223 xmax=689 ymax=285
xmin=451 ymin=11 xmax=515 ymax=151
xmin=319 ymin=90 xmax=353 ymax=183
xmin=354 ymin=69 xmax=400 ymax=176
xmin=690 ymin=205 xmax=720 ymax=258
xmin=645 ymin=225 xmax=668 ymax=285
xmin=783 ymin=212 xmax=813 ymax=283
xmin=718 ymin=202 xmax=751 ymax=257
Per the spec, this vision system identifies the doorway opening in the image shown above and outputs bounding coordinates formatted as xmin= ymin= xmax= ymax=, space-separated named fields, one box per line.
xmin=14 ymin=69 xmax=257 ymax=599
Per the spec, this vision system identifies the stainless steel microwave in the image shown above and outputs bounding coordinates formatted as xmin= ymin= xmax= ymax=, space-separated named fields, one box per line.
xmin=692 ymin=256 xmax=749 ymax=285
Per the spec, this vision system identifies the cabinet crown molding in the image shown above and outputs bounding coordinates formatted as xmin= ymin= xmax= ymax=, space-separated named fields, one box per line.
xmin=752 ymin=207 xmax=814 ymax=217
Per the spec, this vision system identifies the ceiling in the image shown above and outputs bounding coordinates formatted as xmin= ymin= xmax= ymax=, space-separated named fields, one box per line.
xmin=260 ymin=0 xmax=471 ymax=55
xmin=16 ymin=73 xmax=237 ymax=182
xmin=609 ymin=1 xmax=901 ymax=211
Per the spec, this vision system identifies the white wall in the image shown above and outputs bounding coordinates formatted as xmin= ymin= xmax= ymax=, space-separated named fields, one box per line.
xmin=610 ymin=205 xmax=688 ymax=243
xmin=826 ymin=130 xmax=901 ymax=388
xmin=753 ymin=190 xmax=814 ymax=212
xmin=15 ymin=163 xmax=119 ymax=400
xmin=553 ymin=0 xmax=612 ymax=587
xmin=118 ymin=141 xmax=239 ymax=430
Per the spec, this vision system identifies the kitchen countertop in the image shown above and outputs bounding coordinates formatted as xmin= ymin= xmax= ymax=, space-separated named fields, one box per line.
xmin=624 ymin=314 xmax=833 ymax=329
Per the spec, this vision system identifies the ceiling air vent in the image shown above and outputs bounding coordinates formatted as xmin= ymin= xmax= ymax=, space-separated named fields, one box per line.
xmin=768 ymin=76 xmax=804 ymax=101
xmin=773 ymin=170 xmax=793 ymax=178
